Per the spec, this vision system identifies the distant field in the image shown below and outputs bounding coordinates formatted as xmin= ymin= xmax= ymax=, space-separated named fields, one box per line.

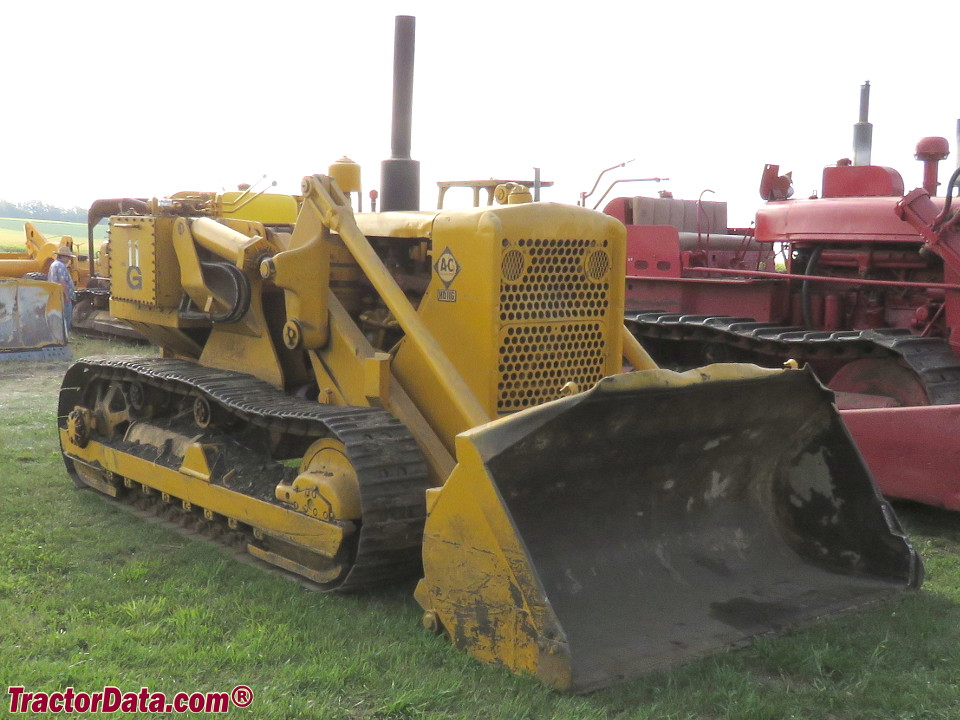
xmin=0 ymin=217 xmax=107 ymax=252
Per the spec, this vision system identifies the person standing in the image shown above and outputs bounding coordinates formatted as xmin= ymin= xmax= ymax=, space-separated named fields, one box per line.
xmin=47 ymin=246 xmax=77 ymax=337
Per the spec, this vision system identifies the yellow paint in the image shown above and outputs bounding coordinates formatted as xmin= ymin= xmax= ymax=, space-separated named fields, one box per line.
xmin=258 ymin=182 xmax=331 ymax=351
xmin=392 ymin=201 xmax=626 ymax=450
xmin=276 ymin=439 xmax=362 ymax=520
xmin=0 ymin=222 xmax=59 ymax=277
xmin=179 ymin=443 xmax=215 ymax=481
xmin=416 ymin=433 xmax=572 ymax=689
xmin=217 ymin=191 xmax=299 ymax=224
xmin=109 ymin=216 xmax=182 ymax=307
xmin=61 ymin=428 xmax=352 ymax=558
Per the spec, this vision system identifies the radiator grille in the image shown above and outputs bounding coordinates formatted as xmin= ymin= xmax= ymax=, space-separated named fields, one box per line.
xmin=497 ymin=237 xmax=611 ymax=413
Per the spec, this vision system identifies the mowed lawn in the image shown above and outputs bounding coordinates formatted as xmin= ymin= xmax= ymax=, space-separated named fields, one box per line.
xmin=2 ymin=336 xmax=960 ymax=719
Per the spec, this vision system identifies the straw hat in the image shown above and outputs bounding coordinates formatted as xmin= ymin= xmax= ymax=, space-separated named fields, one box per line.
xmin=56 ymin=247 xmax=76 ymax=258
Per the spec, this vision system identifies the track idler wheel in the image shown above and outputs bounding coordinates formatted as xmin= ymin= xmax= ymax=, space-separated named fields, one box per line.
xmin=275 ymin=439 xmax=362 ymax=521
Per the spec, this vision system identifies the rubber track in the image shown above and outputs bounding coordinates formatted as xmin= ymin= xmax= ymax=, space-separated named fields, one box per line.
xmin=65 ymin=356 xmax=430 ymax=592
xmin=627 ymin=313 xmax=960 ymax=405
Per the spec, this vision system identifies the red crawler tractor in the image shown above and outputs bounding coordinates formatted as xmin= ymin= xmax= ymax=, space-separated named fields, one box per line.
xmin=612 ymin=90 xmax=960 ymax=509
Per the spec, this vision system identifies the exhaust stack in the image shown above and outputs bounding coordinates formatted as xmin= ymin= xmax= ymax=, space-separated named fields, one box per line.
xmin=380 ymin=15 xmax=420 ymax=211
xmin=853 ymin=81 xmax=873 ymax=166
xmin=915 ymin=137 xmax=950 ymax=197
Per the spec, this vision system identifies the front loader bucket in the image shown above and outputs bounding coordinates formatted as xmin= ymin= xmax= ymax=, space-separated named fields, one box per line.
xmin=0 ymin=279 xmax=70 ymax=361
xmin=415 ymin=365 xmax=921 ymax=692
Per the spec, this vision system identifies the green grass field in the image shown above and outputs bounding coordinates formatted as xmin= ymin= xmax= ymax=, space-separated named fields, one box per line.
xmin=0 ymin=217 xmax=107 ymax=253
xmin=2 ymin=337 xmax=960 ymax=718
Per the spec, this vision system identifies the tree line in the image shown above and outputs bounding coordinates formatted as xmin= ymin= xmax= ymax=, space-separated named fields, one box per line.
xmin=0 ymin=199 xmax=86 ymax=222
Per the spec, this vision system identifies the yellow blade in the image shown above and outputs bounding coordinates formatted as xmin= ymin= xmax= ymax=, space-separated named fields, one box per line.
xmin=0 ymin=279 xmax=69 ymax=360
xmin=416 ymin=365 xmax=921 ymax=692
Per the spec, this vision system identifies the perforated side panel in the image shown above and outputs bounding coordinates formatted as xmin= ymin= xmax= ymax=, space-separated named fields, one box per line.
xmin=498 ymin=237 xmax=612 ymax=413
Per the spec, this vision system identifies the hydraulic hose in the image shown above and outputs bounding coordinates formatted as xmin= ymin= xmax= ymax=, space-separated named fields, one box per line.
xmin=178 ymin=262 xmax=251 ymax=324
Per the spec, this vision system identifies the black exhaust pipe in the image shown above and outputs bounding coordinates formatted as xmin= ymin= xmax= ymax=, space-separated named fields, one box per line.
xmin=380 ymin=15 xmax=420 ymax=211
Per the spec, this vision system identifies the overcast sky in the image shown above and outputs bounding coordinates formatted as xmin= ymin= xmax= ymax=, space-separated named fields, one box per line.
xmin=2 ymin=0 xmax=957 ymax=226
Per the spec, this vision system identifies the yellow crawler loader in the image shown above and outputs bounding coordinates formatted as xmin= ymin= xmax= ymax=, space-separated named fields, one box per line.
xmin=58 ymin=172 xmax=921 ymax=691
xmin=0 ymin=220 xmax=66 ymax=277
xmin=0 ymin=219 xmax=141 ymax=341
xmin=57 ymin=16 xmax=920 ymax=693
